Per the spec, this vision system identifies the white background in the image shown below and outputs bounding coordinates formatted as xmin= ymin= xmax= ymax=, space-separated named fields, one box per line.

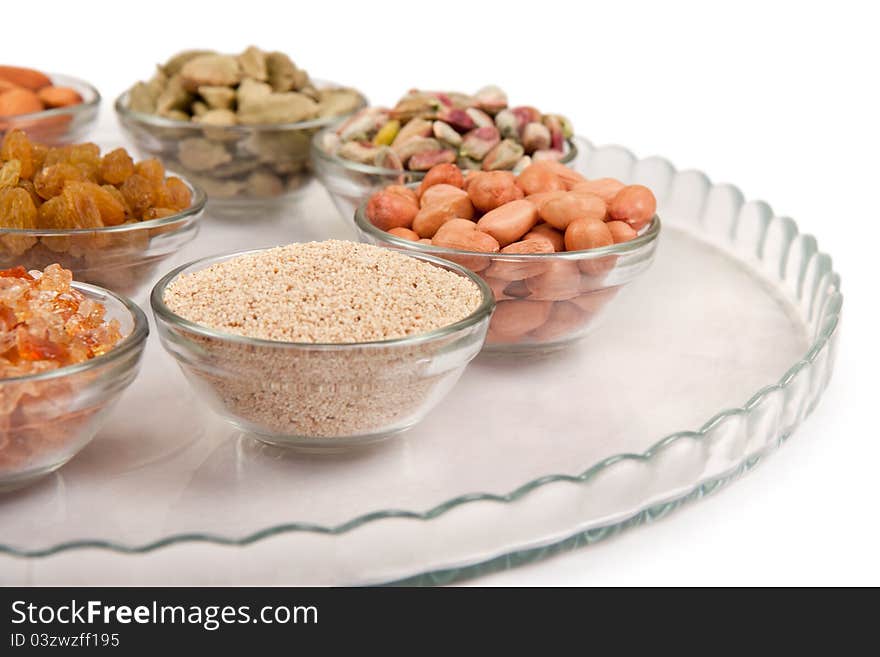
xmin=8 ymin=0 xmax=877 ymax=585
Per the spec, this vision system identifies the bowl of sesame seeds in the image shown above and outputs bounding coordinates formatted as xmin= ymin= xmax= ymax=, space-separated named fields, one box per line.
xmin=150 ymin=240 xmax=494 ymax=447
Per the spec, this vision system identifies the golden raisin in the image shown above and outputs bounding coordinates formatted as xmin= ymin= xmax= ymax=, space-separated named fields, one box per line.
xmin=134 ymin=158 xmax=165 ymax=185
xmin=120 ymin=174 xmax=155 ymax=219
xmin=59 ymin=183 xmax=102 ymax=229
xmin=162 ymin=176 xmax=192 ymax=211
xmin=0 ymin=159 xmax=22 ymax=188
xmin=99 ymin=148 xmax=135 ymax=185
xmin=17 ymin=179 xmax=40 ymax=206
xmin=64 ymin=181 xmax=126 ymax=226
xmin=0 ymin=130 xmax=35 ymax=179
xmin=102 ymin=184 xmax=132 ymax=217
xmin=34 ymin=163 xmax=84 ymax=199
xmin=0 ymin=187 xmax=38 ymax=229
xmin=36 ymin=196 xmax=65 ymax=229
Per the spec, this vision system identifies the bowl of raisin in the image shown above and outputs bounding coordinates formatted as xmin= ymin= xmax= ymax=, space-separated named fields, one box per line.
xmin=0 ymin=130 xmax=205 ymax=299
xmin=0 ymin=264 xmax=148 ymax=491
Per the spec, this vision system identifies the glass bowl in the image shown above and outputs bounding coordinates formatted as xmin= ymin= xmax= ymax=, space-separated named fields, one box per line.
xmin=0 ymin=73 xmax=100 ymax=145
xmin=0 ymin=281 xmax=148 ymax=491
xmin=0 ymin=175 xmax=205 ymax=300
xmin=311 ymin=126 xmax=578 ymax=221
xmin=115 ymin=83 xmax=367 ymax=218
xmin=150 ymin=248 xmax=495 ymax=449
xmin=355 ymin=200 xmax=660 ymax=353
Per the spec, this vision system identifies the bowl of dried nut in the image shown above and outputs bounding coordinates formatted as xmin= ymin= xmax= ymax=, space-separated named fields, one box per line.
xmin=0 ymin=264 xmax=148 ymax=491
xmin=115 ymin=47 xmax=366 ymax=217
xmin=151 ymin=240 xmax=494 ymax=448
xmin=355 ymin=161 xmax=661 ymax=352
xmin=0 ymin=130 xmax=205 ymax=299
xmin=0 ymin=66 xmax=100 ymax=145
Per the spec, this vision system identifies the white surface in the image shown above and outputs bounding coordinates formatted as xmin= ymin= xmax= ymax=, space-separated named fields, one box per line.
xmin=5 ymin=0 xmax=877 ymax=586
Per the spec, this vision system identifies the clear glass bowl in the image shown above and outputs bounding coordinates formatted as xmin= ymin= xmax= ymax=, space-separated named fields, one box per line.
xmin=355 ymin=199 xmax=660 ymax=352
xmin=0 ymin=281 xmax=148 ymax=491
xmin=115 ymin=83 xmax=367 ymax=218
xmin=311 ymin=126 xmax=579 ymax=221
xmin=0 ymin=73 xmax=100 ymax=145
xmin=0 ymin=175 xmax=205 ymax=299
xmin=150 ymin=248 xmax=495 ymax=448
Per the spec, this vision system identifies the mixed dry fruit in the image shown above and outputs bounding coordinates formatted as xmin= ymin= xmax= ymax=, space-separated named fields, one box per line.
xmin=121 ymin=47 xmax=365 ymax=199
xmin=0 ymin=264 xmax=123 ymax=473
xmin=364 ymin=161 xmax=658 ymax=347
xmin=320 ymin=87 xmax=573 ymax=173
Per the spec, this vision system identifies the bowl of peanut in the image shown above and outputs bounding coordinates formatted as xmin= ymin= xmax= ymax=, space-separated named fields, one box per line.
xmin=355 ymin=160 xmax=661 ymax=352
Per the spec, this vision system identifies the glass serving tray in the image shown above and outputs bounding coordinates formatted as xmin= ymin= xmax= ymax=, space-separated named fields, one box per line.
xmin=0 ymin=137 xmax=841 ymax=585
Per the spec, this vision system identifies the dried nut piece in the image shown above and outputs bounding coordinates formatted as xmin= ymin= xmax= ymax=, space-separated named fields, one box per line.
xmin=366 ymin=188 xmax=419 ymax=231
xmin=494 ymin=109 xmax=519 ymax=139
xmin=238 ymin=46 xmax=268 ymax=81
xmin=155 ymin=75 xmax=193 ymax=115
xmin=571 ymin=178 xmax=625 ymax=203
xmin=532 ymin=160 xmax=585 ymax=189
xmin=488 ymin=239 xmax=555 ymax=281
xmin=607 ymin=185 xmax=657 ymax=230
xmin=420 ymin=184 xmax=474 ymax=219
xmin=338 ymin=141 xmax=380 ymax=165
xmin=432 ymin=228 xmax=500 ymax=253
xmin=0 ymin=66 xmax=52 ymax=91
xmin=474 ymin=85 xmax=508 ymax=115
xmin=516 ymin=163 xmax=565 ymax=195
xmin=522 ymin=122 xmax=552 ymax=153
xmin=198 ymin=85 xmax=236 ymax=110
xmin=436 ymin=107 xmax=475 ymax=133
xmin=482 ymin=139 xmax=525 ymax=171
xmin=388 ymin=227 xmax=421 ymax=241
xmin=606 ymin=220 xmax=639 ymax=243
xmin=466 ymin=107 xmax=494 ymax=128
xmin=539 ymin=193 xmax=606 ymax=230
xmin=391 ymin=118 xmax=434 ymax=149
xmin=265 ymin=52 xmax=308 ymax=92
xmin=38 ymin=87 xmax=83 ymax=108
xmin=433 ymin=218 xmax=477 ymax=240
xmin=338 ymin=107 xmax=389 ymax=141
xmin=394 ymin=137 xmax=442 ymax=165
xmin=457 ymin=155 xmax=482 ymax=171
xmin=412 ymin=204 xmax=458 ymax=238
xmin=161 ymin=50 xmax=216 ymax=76
xmin=530 ymin=301 xmax=586 ymax=341
xmin=524 ymin=223 xmax=565 ymax=251
xmin=565 ymin=218 xmax=614 ymax=252
xmin=373 ymin=120 xmax=401 ymax=146
xmin=459 ymin=126 xmax=501 ymax=161
xmin=194 ymin=109 xmax=238 ymax=126
xmin=491 ymin=300 xmax=552 ymax=338
xmin=0 ymin=89 xmax=43 ymax=116
xmin=373 ymin=146 xmax=403 ymax=170
xmin=408 ymin=149 xmax=457 ymax=171
xmin=477 ymin=199 xmax=539 ymax=246
xmin=191 ymin=101 xmax=209 ymax=116
xmin=532 ymin=149 xmax=565 ymax=162
xmin=177 ymin=137 xmax=233 ymax=171
xmin=432 ymin=121 xmax=463 ymax=147
xmin=512 ymin=155 xmax=532 ymax=175
xmin=180 ymin=55 xmax=242 ymax=91
xmin=246 ymin=169 xmax=284 ymax=197
xmin=237 ymin=91 xmax=318 ymax=125
xmin=315 ymin=88 xmax=363 ymax=118
xmin=127 ymin=82 xmax=159 ymax=113
xmin=417 ymin=163 xmax=464 ymax=196
xmin=466 ymin=171 xmax=523 ymax=212
xmin=525 ymin=260 xmax=582 ymax=300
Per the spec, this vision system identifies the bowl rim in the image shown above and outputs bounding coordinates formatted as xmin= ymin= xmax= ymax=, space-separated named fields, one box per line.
xmin=0 ymin=72 xmax=101 ymax=122
xmin=354 ymin=190 xmax=662 ymax=260
xmin=150 ymin=245 xmax=496 ymax=350
xmin=0 ymin=172 xmax=206 ymax=236
xmin=0 ymin=279 xmax=149 ymax=385
xmin=310 ymin=124 xmax=579 ymax=179
xmin=113 ymin=79 xmax=368 ymax=132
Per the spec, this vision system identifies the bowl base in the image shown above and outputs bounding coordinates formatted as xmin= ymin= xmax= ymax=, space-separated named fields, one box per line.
xmin=0 ymin=458 xmax=73 ymax=494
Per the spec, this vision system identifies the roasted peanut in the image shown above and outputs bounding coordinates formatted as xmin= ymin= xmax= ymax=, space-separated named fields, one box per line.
xmin=491 ymin=299 xmax=553 ymax=338
xmin=0 ymin=88 xmax=43 ymax=116
xmin=419 ymin=184 xmax=474 ymax=218
xmin=530 ymin=301 xmax=586 ymax=341
xmin=523 ymin=223 xmax=565 ymax=252
xmin=466 ymin=170 xmax=523 ymax=212
xmin=531 ymin=160 xmax=585 ymax=189
xmin=484 ymin=275 xmax=516 ymax=301
xmin=515 ymin=163 xmax=566 ymax=195
xmin=365 ymin=189 xmax=419 ymax=231
xmin=525 ymin=260 xmax=581 ymax=300
xmin=417 ymin=162 xmax=464 ymax=196
xmin=412 ymin=203 xmax=457 ymax=238
xmin=570 ymin=287 xmax=619 ymax=314
xmin=486 ymin=238 xmax=554 ymax=281
xmin=433 ymin=218 xmax=477 ymax=240
xmin=476 ymin=199 xmax=539 ymax=246
xmin=525 ymin=190 xmax=567 ymax=213
xmin=0 ymin=66 xmax=52 ymax=91
xmin=608 ymin=184 xmax=656 ymax=230
xmin=432 ymin=229 xmax=500 ymax=253
xmin=606 ymin=220 xmax=638 ymax=243
xmin=564 ymin=217 xmax=614 ymax=252
xmin=571 ymin=178 xmax=625 ymax=203
xmin=388 ymin=226 xmax=420 ymax=241
xmin=385 ymin=184 xmax=419 ymax=206
xmin=540 ymin=192 xmax=606 ymax=230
